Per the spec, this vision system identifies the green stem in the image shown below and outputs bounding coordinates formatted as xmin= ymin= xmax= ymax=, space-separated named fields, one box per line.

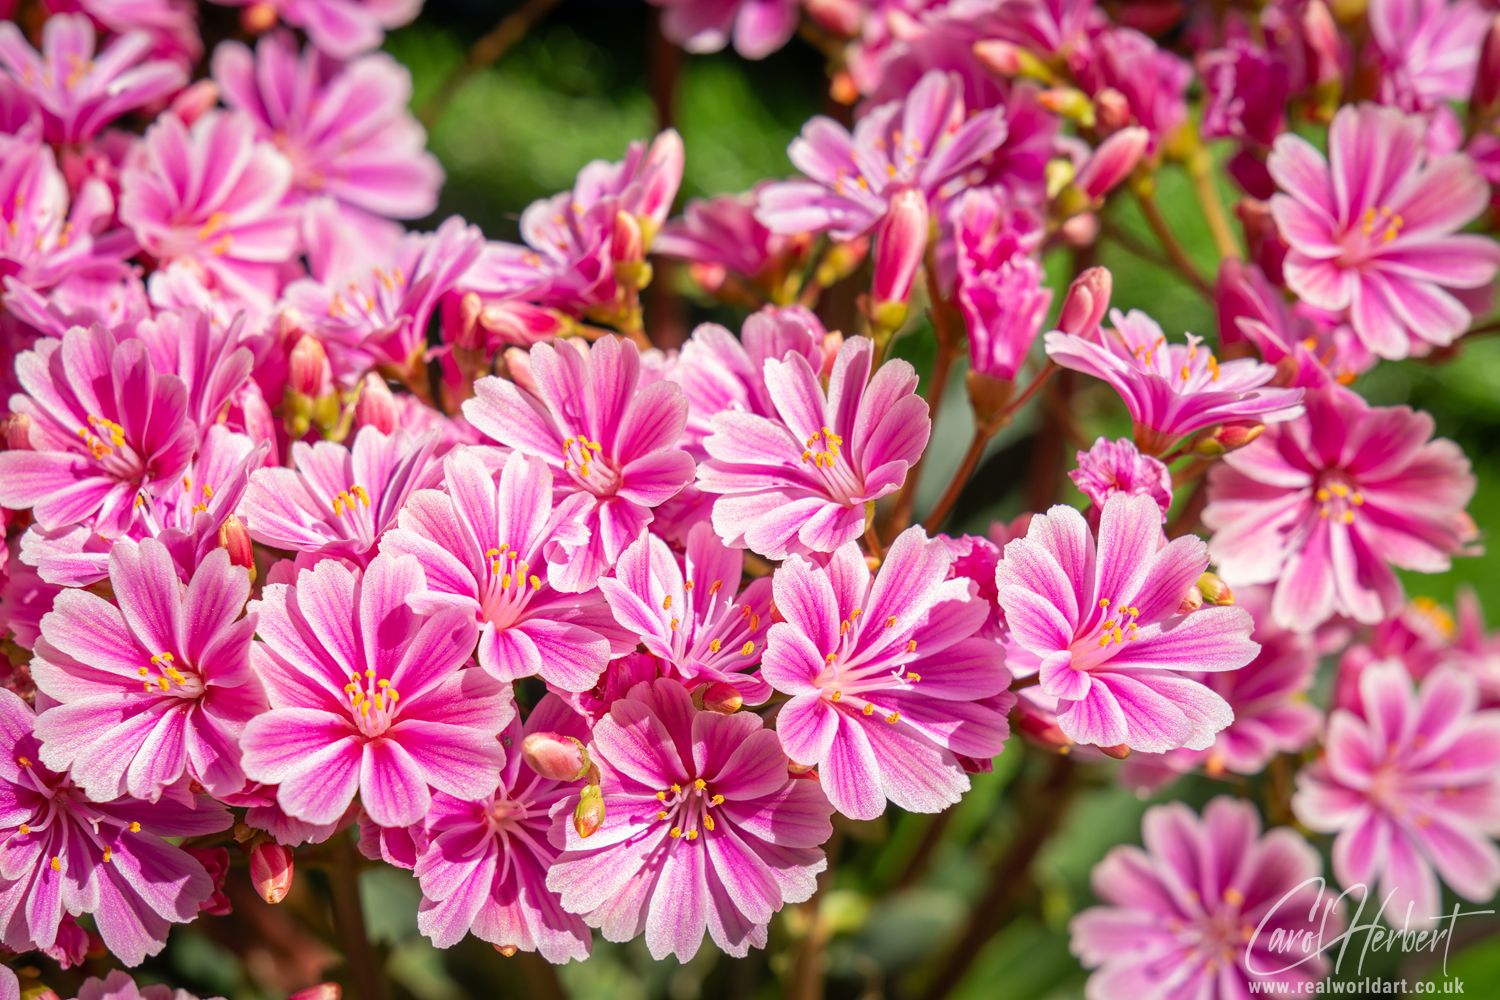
xmin=329 ymin=832 xmax=387 ymax=1000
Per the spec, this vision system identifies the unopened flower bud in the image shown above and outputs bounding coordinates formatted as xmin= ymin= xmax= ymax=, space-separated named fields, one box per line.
xmin=1075 ymin=127 xmax=1149 ymax=201
xmin=217 ymin=514 xmax=256 ymax=582
xmin=699 ymin=681 xmax=743 ymax=715
xmin=574 ymin=783 xmax=605 ymax=838
xmin=249 ymin=841 xmax=294 ymax=904
xmin=1476 ymin=15 xmax=1500 ymax=114
xmin=1038 ymin=87 xmax=1095 ymax=128
xmin=1098 ymin=743 xmax=1132 ymax=760
xmin=288 ymin=984 xmax=342 ymax=1000
xmin=870 ymin=189 xmax=929 ymax=323
xmin=1303 ymin=1 xmax=1342 ymax=85
xmin=1057 ymin=267 xmax=1112 ymax=338
xmin=169 ymin=80 xmax=219 ymax=126
xmin=819 ymin=332 xmax=844 ymax=379
xmin=829 ymin=70 xmax=860 ymax=106
xmin=1014 ymin=704 xmax=1074 ymax=753
xmin=355 ymin=374 xmax=398 ymax=434
xmin=502 ymin=346 xmax=538 ymax=395
xmin=448 ymin=291 xmax=484 ymax=351
xmin=521 ymin=731 xmax=591 ymax=782
xmin=804 ymin=0 xmax=862 ymax=36
xmin=972 ymin=40 xmax=1051 ymax=81
xmin=2 ymin=413 xmax=30 ymax=451
xmin=1094 ymin=88 xmax=1131 ymax=133
xmin=612 ymin=212 xmax=652 ymax=291
xmin=480 ymin=301 xmax=574 ymax=347
xmin=787 ymin=758 xmax=817 ymax=774
xmin=1057 ymin=211 xmax=1100 ymax=247
xmin=493 ymin=944 xmax=520 ymax=958
xmin=1197 ymin=572 xmax=1235 ymax=606
xmin=287 ymin=335 xmax=327 ymax=398
xmin=1176 ymin=585 xmax=1204 ymax=615
xmin=1192 ymin=422 xmax=1264 ymax=458
xmin=240 ymin=0 xmax=278 ymax=34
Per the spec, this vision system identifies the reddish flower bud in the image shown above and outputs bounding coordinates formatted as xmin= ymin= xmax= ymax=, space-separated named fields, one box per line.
xmin=249 ymin=841 xmax=294 ymax=904
xmin=287 ymin=335 xmax=327 ymax=398
xmin=169 ymin=80 xmax=219 ymax=126
xmin=186 ymin=846 xmax=232 ymax=916
xmin=288 ymin=985 xmax=342 ymax=1000
xmin=355 ymin=374 xmax=398 ymax=435
xmin=521 ymin=731 xmax=591 ymax=782
xmin=1057 ymin=267 xmax=1113 ymax=338
xmin=240 ymin=0 xmax=278 ymax=34
xmin=699 ymin=681 xmax=743 ymax=715
xmin=1099 ymin=743 xmax=1133 ymax=759
xmin=502 ymin=346 xmax=539 ymax=396
xmin=1176 ymin=585 xmax=1204 ymax=615
xmin=447 ymin=291 xmax=484 ymax=351
xmin=2 ymin=412 xmax=30 ymax=451
xmin=217 ymin=514 xmax=256 ymax=583
xmin=1476 ymin=15 xmax=1500 ymax=113
xmin=830 ymin=70 xmax=860 ymax=106
xmin=787 ymin=758 xmax=817 ymax=774
xmin=1192 ymin=422 xmax=1265 ymax=458
xmin=1094 ymin=88 xmax=1132 ymax=134
xmin=494 ymin=944 xmax=520 ymax=957
xmin=1038 ymin=87 xmax=1095 ymax=127
xmin=574 ymin=783 xmax=606 ymax=838
xmin=871 ymin=190 xmax=929 ymax=331
xmin=612 ymin=211 xmax=653 ymax=291
xmin=1057 ymin=211 xmax=1100 ymax=247
xmin=973 ymin=39 xmax=1024 ymax=76
xmin=804 ymin=0 xmax=862 ymax=37
xmin=1197 ymin=572 xmax=1235 ymax=606
xmin=1075 ymin=127 xmax=1148 ymax=200
xmin=818 ymin=331 xmax=844 ymax=379
xmin=479 ymin=301 xmax=574 ymax=347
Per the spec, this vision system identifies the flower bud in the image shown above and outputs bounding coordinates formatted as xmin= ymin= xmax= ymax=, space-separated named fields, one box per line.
xmin=355 ymin=374 xmax=398 ymax=435
xmin=1075 ymin=127 xmax=1149 ymax=201
xmin=830 ymin=70 xmax=860 ymax=106
xmin=240 ymin=0 xmax=278 ymax=34
xmin=447 ymin=291 xmax=484 ymax=351
xmin=967 ymin=370 xmax=1014 ymax=426
xmin=217 ymin=514 xmax=256 ymax=583
xmin=480 ymin=301 xmax=574 ymax=347
xmin=1057 ymin=211 xmax=1100 ymax=247
xmin=493 ymin=944 xmax=520 ymax=958
xmin=288 ymin=985 xmax=342 ymax=1000
xmin=2 ymin=413 xmax=30 ymax=451
xmin=1094 ymin=88 xmax=1131 ymax=134
xmin=804 ymin=0 xmax=862 ymax=37
xmin=521 ymin=731 xmax=591 ymax=782
xmin=870 ymin=190 xmax=929 ymax=322
xmin=972 ymin=40 xmax=1051 ymax=81
xmin=249 ymin=841 xmax=294 ymax=904
xmin=1197 ymin=572 xmax=1235 ymax=606
xmin=787 ymin=758 xmax=817 ymax=774
xmin=612 ymin=211 xmax=653 ymax=291
xmin=1303 ymin=1 xmax=1342 ymax=85
xmin=169 ymin=80 xmax=219 ymax=127
xmin=287 ymin=335 xmax=327 ymax=399
xmin=574 ymin=783 xmax=606 ymax=838
xmin=1098 ymin=743 xmax=1132 ymax=760
xmin=1476 ymin=15 xmax=1500 ymax=114
xmin=819 ymin=332 xmax=844 ymax=379
xmin=1038 ymin=87 xmax=1095 ymax=127
xmin=1014 ymin=703 xmax=1074 ymax=753
xmin=699 ymin=681 xmax=743 ymax=715
xmin=1057 ymin=267 xmax=1112 ymax=338
xmin=1192 ymin=422 xmax=1264 ymax=458
xmin=1176 ymin=585 xmax=1204 ymax=615
xmin=502 ymin=346 xmax=539 ymax=396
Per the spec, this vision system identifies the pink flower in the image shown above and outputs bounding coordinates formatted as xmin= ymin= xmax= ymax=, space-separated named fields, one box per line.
xmin=212 ymin=31 xmax=444 ymax=228
xmin=996 ymin=495 xmax=1260 ymax=754
xmin=241 ymin=552 xmax=515 ymax=828
xmin=755 ymin=70 xmax=1008 ymax=241
xmin=463 ymin=336 xmax=696 ymax=592
xmin=762 ymin=527 xmax=1012 ymax=819
xmin=1268 ymin=103 xmax=1500 ymax=360
xmin=1368 ymin=0 xmax=1488 ymax=112
xmin=0 ymin=14 xmax=186 ymax=143
xmin=598 ymin=523 xmax=775 ymax=706
xmin=675 ymin=306 xmax=831 ymax=457
xmin=697 ymin=335 xmax=929 ymax=559
xmin=402 ymin=694 xmax=592 ymax=963
xmin=952 ymin=188 xmax=1050 ymax=382
xmin=649 ymin=0 xmax=800 ymax=59
xmin=29 ymin=538 xmax=264 ymax=801
xmin=653 ymin=188 xmax=812 ymax=302
xmin=74 ymin=969 xmax=206 ymax=1000
xmin=1045 ymin=307 xmax=1305 ymax=455
xmin=42 ymin=0 xmax=204 ymax=69
xmin=547 ymin=677 xmax=833 ymax=961
xmin=1071 ymin=796 xmax=1335 ymax=998
xmin=381 ymin=449 xmax=632 ymax=693
xmin=1120 ymin=585 xmax=1323 ymax=793
xmin=1293 ymin=661 xmax=1500 ymax=928
xmin=1203 ymin=386 xmax=1477 ymax=633
xmin=1074 ymin=26 xmax=1192 ymax=150
xmin=0 ymin=324 xmax=195 ymax=539
xmin=1199 ymin=40 xmax=1290 ymax=147
xmin=1069 ymin=436 xmax=1174 ymax=521
xmin=119 ymin=109 xmax=300 ymax=308
xmin=240 ymin=426 xmax=441 ymax=567
xmin=207 ymin=0 xmax=420 ymax=60
xmin=0 ymin=689 xmax=230 ymax=965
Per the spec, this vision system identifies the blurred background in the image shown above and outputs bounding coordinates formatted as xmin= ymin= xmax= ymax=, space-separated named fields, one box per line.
xmin=100 ymin=1 xmax=1500 ymax=996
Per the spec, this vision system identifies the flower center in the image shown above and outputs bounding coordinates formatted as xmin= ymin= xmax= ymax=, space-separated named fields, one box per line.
xmin=1340 ymin=205 xmax=1404 ymax=263
xmin=561 ymin=436 xmax=621 ymax=495
xmin=653 ymin=778 xmax=726 ymax=843
xmin=487 ymin=796 xmax=530 ymax=834
xmin=680 ymin=580 xmax=761 ymax=670
xmin=136 ymin=652 xmax=206 ymax=700
xmin=1067 ymin=597 xmax=1143 ymax=671
xmin=812 ymin=608 xmax=916 ymax=722
xmin=1313 ymin=474 xmax=1364 ymax=526
xmin=799 ymin=426 xmax=863 ymax=505
xmin=344 ymin=669 xmax=401 ymax=737
xmin=479 ymin=543 xmax=543 ymax=627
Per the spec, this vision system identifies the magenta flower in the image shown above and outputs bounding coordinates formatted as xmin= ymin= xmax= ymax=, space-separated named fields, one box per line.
xmin=1074 ymin=26 xmax=1192 ymax=150
xmin=29 ymin=538 xmax=264 ymax=801
xmin=1293 ymin=661 xmax=1500 ymax=927
xmin=43 ymin=0 xmax=204 ymax=69
xmin=997 ymin=495 xmax=1260 ymax=754
xmin=212 ymin=31 xmax=443 ymax=228
xmin=0 ymin=14 xmax=186 ymax=143
xmin=756 ymin=70 xmax=1008 ymax=241
xmin=653 ymin=188 xmax=813 ymax=302
xmin=1045 ymin=307 xmax=1305 ymax=455
xmin=381 ymin=449 xmax=632 ymax=693
xmin=697 ymin=335 xmax=930 ymax=559
xmin=1268 ymin=103 xmax=1500 ymax=360
xmin=1071 ymin=797 xmax=1335 ymax=998
xmin=241 ymin=552 xmax=514 ymax=828
xmin=761 ymin=527 xmax=1012 ymax=819
xmin=598 ymin=523 xmax=775 ymax=705
xmin=463 ymin=336 xmax=696 ymax=592
xmin=675 ymin=306 xmax=830 ymax=456
xmin=207 ymin=0 xmax=419 ymax=60
xmin=1199 ymin=39 xmax=1290 ymax=147
xmin=119 ymin=109 xmax=299 ymax=308
xmin=404 ymin=694 xmax=592 ymax=963
xmin=1203 ymin=386 xmax=1477 ymax=633
xmin=240 ymin=426 xmax=441 ymax=567
xmin=0 ymin=324 xmax=195 ymax=539
xmin=649 ymin=0 xmax=799 ymax=59
xmin=1069 ymin=436 xmax=1174 ymax=522
xmin=952 ymin=189 xmax=1050 ymax=383
xmin=73 ymin=970 xmax=205 ymax=1000
xmin=0 ymin=689 xmax=230 ymax=965
xmin=547 ymin=677 xmax=833 ymax=961
xmin=1369 ymin=0 xmax=1488 ymax=112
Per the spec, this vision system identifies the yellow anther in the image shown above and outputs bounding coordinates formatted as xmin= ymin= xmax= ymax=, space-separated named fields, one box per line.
xmin=709 ymin=580 xmax=723 ymax=595
xmin=670 ymin=784 xmax=681 ymax=794
xmin=18 ymin=825 xmax=28 ymax=834
xmin=704 ymin=816 xmax=715 ymax=831
xmin=741 ymin=641 xmax=754 ymax=656
xmin=709 ymin=639 xmax=721 ymax=653
xmin=1223 ymin=886 xmax=1245 ymax=906
xmin=103 ymin=847 xmax=111 ymax=862
xmin=694 ymin=778 xmax=706 ymax=790
xmin=530 ymin=576 xmax=541 ymax=590
xmin=157 ymin=678 xmax=169 ymax=692
xmin=670 ymin=827 xmax=682 ymax=838
xmin=862 ymin=703 xmax=875 ymax=716
xmin=662 ymin=595 xmax=672 ymax=610
xmin=138 ymin=667 xmax=148 ymax=676
xmin=351 ymin=485 xmax=370 ymax=506
xmin=657 ymin=811 xmax=668 ymax=820
xmin=905 ymin=640 xmax=917 ymax=652
xmin=711 ymin=794 xmax=724 ymax=805
xmin=1353 ymin=493 xmax=1365 ymax=505
xmin=49 ymin=857 xmax=59 ymax=872
xmin=15 ymin=757 xmax=28 ymax=768
xmin=501 ymin=574 xmax=512 ymax=589
xmin=1099 ymin=598 xmax=1110 ymax=607
xmin=831 ymin=690 xmax=842 ymax=702
xmin=907 ymin=672 xmax=921 ymax=682
xmin=365 ymin=670 xmax=374 ymax=678
xmin=1180 ymin=366 xmax=1191 ymax=381
xmin=886 ymin=712 xmax=900 ymax=723
xmin=1315 ymin=489 xmax=1330 ymax=502
xmin=1341 ymin=510 xmax=1354 ymax=524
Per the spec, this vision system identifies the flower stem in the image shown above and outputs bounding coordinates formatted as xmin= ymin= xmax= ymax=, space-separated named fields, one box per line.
xmin=417 ymin=0 xmax=565 ymax=127
xmin=329 ymin=831 xmax=388 ymax=1000
xmin=789 ymin=828 xmax=844 ymax=1000
xmin=1186 ymin=147 xmax=1241 ymax=261
xmin=1131 ymin=182 xmax=1213 ymax=299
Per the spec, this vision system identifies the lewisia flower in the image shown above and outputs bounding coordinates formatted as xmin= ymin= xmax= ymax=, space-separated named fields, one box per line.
xmin=653 ymin=189 xmax=813 ymax=303
xmin=382 ymin=449 xmax=632 ymax=693
xmin=697 ymin=335 xmax=930 ymax=559
xmin=1293 ymin=661 xmax=1500 ymax=928
xmin=1368 ymin=0 xmax=1488 ymax=112
xmin=649 ymin=0 xmax=799 ymax=59
xmin=1203 ymin=386 xmax=1477 ymax=633
xmin=207 ymin=0 xmax=420 ymax=60
xmin=464 ymin=336 xmax=696 ymax=592
xmin=1199 ymin=39 xmax=1289 ymax=147
xmin=1071 ymin=797 xmax=1335 ymax=997
xmin=0 ymin=14 xmax=186 ymax=143
xmin=239 ymin=426 xmax=441 ymax=567
xmin=756 ymin=70 xmax=1008 ymax=241
xmin=762 ymin=527 xmax=1013 ymax=820
xmin=240 ymin=552 xmax=514 ymax=828
xmin=0 ymin=324 xmax=195 ymax=539
xmin=404 ymin=694 xmax=592 ymax=963
xmin=1068 ymin=436 xmax=1174 ymax=522
xmin=29 ymin=539 xmax=264 ymax=801
xmin=119 ymin=109 xmax=299 ymax=307
xmin=1268 ymin=102 xmax=1500 ymax=360
xmin=0 ymin=688 xmax=230 ymax=965
xmin=996 ymin=495 xmax=1259 ymax=754
xmin=598 ymin=523 xmax=775 ymax=705
xmin=1044 ymin=307 xmax=1305 ymax=455
xmin=547 ymin=678 xmax=834 ymax=961
xmin=952 ymin=187 xmax=1050 ymax=383
xmin=1074 ymin=26 xmax=1192 ymax=149
xmin=212 ymin=31 xmax=444 ymax=229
